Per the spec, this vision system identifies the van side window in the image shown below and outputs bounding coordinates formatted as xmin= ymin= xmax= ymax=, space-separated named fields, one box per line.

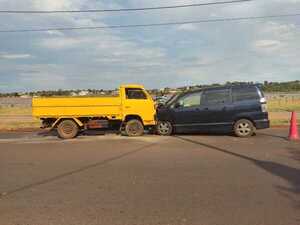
xmin=232 ymin=87 xmax=260 ymax=102
xmin=126 ymin=88 xmax=147 ymax=99
xmin=203 ymin=89 xmax=230 ymax=105
xmin=177 ymin=92 xmax=202 ymax=108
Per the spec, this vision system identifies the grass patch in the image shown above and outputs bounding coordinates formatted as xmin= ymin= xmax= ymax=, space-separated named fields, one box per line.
xmin=0 ymin=106 xmax=32 ymax=116
xmin=270 ymin=119 xmax=298 ymax=127
xmin=0 ymin=106 xmax=38 ymax=130
xmin=267 ymin=99 xmax=300 ymax=112
xmin=0 ymin=120 xmax=40 ymax=131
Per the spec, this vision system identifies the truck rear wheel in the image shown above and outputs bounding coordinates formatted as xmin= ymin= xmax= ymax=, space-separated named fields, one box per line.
xmin=57 ymin=120 xmax=79 ymax=139
xmin=125 ymin=119 xmax=144 ymax=137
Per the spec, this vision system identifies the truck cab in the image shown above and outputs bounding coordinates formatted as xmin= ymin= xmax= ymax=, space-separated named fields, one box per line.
xmin=120 ymin=85 xmax=156 ymax=127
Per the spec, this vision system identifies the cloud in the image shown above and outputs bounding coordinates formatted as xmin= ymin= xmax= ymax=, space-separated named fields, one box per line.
xmin=38 ymin=36 xmax=93 ymax=49
xmin=1 ymin=0 xmax=300 ymax=92
xmin=0 ymin=53 xmax=32 ymax=60
xmin=176 ymin=24 xmax=198 ymax=31
xmin=254 ymin=40 xmax=281 ymax=49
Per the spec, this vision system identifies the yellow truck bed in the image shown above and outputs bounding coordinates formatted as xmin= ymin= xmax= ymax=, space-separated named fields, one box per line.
xmin=32 ymin=96 xmax=122 ymax=119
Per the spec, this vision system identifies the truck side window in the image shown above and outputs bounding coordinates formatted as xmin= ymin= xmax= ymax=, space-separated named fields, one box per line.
xmin=126 ymin=88 xmax=147 ymax=100
xmin=177 ymin=92 xmax=202 ymax=108
xmin=203 ymin=89 xmax=231 ymax=105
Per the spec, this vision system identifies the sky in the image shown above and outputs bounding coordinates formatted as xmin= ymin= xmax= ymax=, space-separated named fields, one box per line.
xmin=0 ymin=0 xmax=300 ymax=92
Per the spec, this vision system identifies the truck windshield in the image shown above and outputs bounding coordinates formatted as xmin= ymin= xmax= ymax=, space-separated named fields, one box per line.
xmin=126 ymin=88 xmax=147 ymax=99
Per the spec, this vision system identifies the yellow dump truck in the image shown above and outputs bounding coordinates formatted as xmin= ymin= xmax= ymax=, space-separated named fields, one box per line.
xmin=32 ymin=84 xmax=156 ymax=139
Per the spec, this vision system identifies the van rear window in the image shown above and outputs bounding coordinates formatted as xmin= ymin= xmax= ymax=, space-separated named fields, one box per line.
xmin=203 ymin=89 xmax=231 ymax=105
xmin=232 ymin=87 xmax=260 ymax=102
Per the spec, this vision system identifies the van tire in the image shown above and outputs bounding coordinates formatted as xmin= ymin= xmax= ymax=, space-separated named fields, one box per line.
xmin=125 ymin=119 xmax=144 ymax=137
xmin=234 ymin=119 xmax=255 ymax=138
xmin=156 ymin=121 xmax=173 ymax=136
xmin=57 ymin=120 xmax=79 ymax=139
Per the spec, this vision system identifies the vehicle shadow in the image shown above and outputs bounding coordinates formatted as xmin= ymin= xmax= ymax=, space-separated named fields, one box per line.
xmin=257 ymin=132 xmax=288 ymax=141
xmin=37 ymin=129 xmax=57 ymax=137
xmin=174 ymin=135 xmax=300 ymax=208
xmin=286 ymin=146 xmax=300 ymax=163
xmin=37 ymin=129 xmax=108 ymax=138
xmin=174 ymin=131 xmax=234 ymax=137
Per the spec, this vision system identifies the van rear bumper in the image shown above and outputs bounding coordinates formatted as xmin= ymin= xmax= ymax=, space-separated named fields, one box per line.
xmin=254 ymin=119 xmax=270 ymax=129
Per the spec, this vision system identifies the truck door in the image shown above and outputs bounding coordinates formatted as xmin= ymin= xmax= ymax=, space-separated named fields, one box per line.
xmin=123 ymin=88 xmax=155 ymax=124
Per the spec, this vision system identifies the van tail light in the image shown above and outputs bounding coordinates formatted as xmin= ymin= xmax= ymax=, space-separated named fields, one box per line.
xmin=261 ymin=103 xmax=268 ymax=112
xmin=260 ymin=97 xmax=266 ymax=103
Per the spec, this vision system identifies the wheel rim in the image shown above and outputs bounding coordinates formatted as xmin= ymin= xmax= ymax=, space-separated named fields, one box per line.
xmin=128 ymin=123 xmax=142 ymax=135
xmin=236 ymin=122 xmax=251 ymax=136
xmin=158 ymin=122 xmax=171 ymax=135
xmin=62 ymin=123 xmax=74 ymax=135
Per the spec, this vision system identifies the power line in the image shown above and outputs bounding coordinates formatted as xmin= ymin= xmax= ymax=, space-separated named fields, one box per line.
xmin=0 ymin=0 xmax=251 ymax=13
xmin=1 ymin=13 xmax=300 ymax=33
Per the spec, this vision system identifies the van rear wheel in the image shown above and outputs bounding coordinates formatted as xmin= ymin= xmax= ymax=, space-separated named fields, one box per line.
xmin=234 ymin=119 xmax=255 ymax=138
xmin=57 ymin=120 xmax=79 ymax=139
xmin=125 ymin=119 xmax=144 ymax=137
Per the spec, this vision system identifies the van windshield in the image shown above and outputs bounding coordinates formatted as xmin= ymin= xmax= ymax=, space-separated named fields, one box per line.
xmin=165 ymin=93 xmax=180 ymax=106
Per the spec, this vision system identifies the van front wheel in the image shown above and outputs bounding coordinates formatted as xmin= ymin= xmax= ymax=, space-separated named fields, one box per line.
xmin=57 ymin=120 xmax=79 ymax=139
xmin=125 ymin=119 xmax=144 ymax=137
xmin=234 ymin=119 xmax=255 ymax=138
xmin=156 ymin=121 xmax=173 ymax=136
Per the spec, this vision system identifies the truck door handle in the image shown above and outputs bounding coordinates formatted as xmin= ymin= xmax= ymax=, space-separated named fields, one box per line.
xmin=125 ymin=106 xmax=131 ymax=109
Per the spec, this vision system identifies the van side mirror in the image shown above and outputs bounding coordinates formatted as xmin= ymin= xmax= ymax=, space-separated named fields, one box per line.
xmin=157 ymin=103 xmax=164 ymax=108
xmin=174 ymin=102 xmax=181 ymax=108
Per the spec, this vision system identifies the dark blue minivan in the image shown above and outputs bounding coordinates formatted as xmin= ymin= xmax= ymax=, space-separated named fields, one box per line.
xmin=156 ymin=85 xmax=270 ymax=137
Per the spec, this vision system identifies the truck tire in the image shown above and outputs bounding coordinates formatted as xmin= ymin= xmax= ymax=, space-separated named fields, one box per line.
xmin=156 ymin=121 xmax=173 ymax=136
xmin=125 ymin=119 xmax=144 ymax=137
xmin=234 ymin=119 xmax=255 ymax=138
xmin=57 ymin=120 xmax=79 ymax=139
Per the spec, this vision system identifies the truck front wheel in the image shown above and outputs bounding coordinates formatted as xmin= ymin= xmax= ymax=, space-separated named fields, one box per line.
xmin=57 ymin=120 xmax=79 ymax=139
xmin=125 ymin=119 xmax=144 ymax=137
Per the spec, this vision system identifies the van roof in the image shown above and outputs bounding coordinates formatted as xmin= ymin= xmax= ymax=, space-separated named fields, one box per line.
xmin=181 ymin=84 xmax=261 ymax=94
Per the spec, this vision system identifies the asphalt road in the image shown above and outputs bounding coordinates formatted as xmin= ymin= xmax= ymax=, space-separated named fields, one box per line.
xmin=0 ymin=128 xmax=299 ymax=225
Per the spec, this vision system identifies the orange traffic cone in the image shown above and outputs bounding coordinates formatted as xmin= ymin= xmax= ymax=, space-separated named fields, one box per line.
xmin=288 ymin=111 xmax=299 ymax=141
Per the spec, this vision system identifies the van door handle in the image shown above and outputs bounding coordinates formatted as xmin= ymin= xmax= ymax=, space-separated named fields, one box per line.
xmin=204 ymin=107 xmax=209 ymax=110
